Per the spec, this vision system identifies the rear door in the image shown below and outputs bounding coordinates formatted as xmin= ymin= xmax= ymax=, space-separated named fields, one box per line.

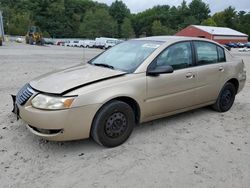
xmin=145 ymin=41 xmax=197 ymax=117
xmin=193 ymin=41 xmax=226 ymax=104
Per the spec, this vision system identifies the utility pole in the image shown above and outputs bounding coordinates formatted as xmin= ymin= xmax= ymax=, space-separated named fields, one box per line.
xmin=0 ymin=11 xmax=5 ymax=41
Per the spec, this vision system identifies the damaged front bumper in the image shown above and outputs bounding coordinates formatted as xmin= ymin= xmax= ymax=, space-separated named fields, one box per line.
xmin=11 ymin=93 xmax=100 ymax=141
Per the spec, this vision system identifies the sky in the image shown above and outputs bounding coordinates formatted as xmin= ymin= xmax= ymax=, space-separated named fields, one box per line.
xmin=95 ymin=0 xmax=250 ymax=14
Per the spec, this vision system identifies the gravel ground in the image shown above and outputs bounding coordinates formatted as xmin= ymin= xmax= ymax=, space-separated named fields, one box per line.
xmin=0 ymin=43 xmax=250 ymax=188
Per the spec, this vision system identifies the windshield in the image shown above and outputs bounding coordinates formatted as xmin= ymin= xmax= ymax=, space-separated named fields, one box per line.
xmin=89 ymin=40 xmax=163 ymax=73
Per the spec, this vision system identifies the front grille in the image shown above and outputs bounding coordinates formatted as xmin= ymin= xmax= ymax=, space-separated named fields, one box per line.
xmin=16 ymin=84 xmax=34 ymax=105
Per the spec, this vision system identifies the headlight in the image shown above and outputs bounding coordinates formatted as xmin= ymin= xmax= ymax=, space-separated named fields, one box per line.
xmin=31 ymin=94 xmax=75 ymax=110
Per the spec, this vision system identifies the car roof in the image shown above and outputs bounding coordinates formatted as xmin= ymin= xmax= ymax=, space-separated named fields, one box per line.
xmin=134 ymin=36 xmax=214 ymax=43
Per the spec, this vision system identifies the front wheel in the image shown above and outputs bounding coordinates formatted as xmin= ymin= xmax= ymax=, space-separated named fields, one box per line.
xmin=212 ymin=82 xmax=236 ymax=112
xmin=91 ymin=100 xmax=135 ymax=147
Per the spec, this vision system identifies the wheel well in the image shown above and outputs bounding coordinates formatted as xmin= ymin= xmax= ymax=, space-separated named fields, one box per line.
xmin=109 ymin=97 xmax=141 ymax=124
xmin=227 ymin=78 xmax=239 ymax=92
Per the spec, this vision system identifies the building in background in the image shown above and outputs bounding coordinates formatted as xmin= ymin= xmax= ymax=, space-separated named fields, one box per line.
xmin=175 ymin=25 xmax=248 ymax=44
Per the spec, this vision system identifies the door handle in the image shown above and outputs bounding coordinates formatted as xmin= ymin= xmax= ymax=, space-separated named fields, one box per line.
xmin=219 ymin=66 xmax=224 ymax=72
xmin=186 ymin=73 xmax=195 ymax=79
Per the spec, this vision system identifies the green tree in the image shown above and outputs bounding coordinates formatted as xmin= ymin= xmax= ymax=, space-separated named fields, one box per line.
xmin=151 ymin=20 xmax=168 ymax=36
xmin=121 ymin=18 xmax=135 ymax=39
xmin=132 ymin=5 xmax=171 ymax=37
xmin=175 ymin=1 xmax=191 ymax=29
xmin=212 ymin=6 xmax=237 ymax=29
xmin=201 ymin=18 xmax=217 ymax=26
xmin=189 ymin=0 xmax=210 ymax=23
xmin=212 ymin=12 xmax=226 ymax=26
xmin=223 ymin=6 xmax=237 ymax=28
xmin=79 ymin=9 xmax=118 ymax=38
xmin=183 ymin=16 xmax=199 ymax=27
xmin=33 ymin=0 xmax=66 ymax=37
xmin=178 ymin=0 xmax=190 ymax=20
xmin=42 ymin=31 xmax=51 ymax=38
xmin=8 ymin=13 xmax=32 ymax=35
xmin=235 ymin=11 xmax=250 ymax=38
xmin=0 ymin=0 xmax=249 ymax=39
xmin=109 ymin=0 xmax=130 ymax=37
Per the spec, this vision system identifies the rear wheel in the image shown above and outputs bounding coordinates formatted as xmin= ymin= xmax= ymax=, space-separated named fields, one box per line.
xmin=212 ymin=82 xmax=236 ymax=112
xmin=91 ymin=100 xmax=135 ymax=147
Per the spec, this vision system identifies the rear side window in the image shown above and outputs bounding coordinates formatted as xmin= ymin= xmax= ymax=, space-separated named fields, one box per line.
xmin=194 ymin=41 xmax=218 ymax=65
xmin=217 ymin=46 xmax=226 ymax=62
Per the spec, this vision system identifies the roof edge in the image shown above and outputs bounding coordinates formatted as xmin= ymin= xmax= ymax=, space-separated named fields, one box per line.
xmin=191 ymin=25 xmax=248 ymax=37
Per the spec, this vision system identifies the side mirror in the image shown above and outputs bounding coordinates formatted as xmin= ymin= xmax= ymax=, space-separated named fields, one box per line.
xmin=147 ymin=65 xmax=174 ymax=76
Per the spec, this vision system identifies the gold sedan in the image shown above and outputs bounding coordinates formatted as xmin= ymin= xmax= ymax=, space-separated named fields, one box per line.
xmin=13 ymin=36 xmax=246 ymax=147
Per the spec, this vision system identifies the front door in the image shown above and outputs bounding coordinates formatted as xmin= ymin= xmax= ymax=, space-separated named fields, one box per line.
xmin=145 ymin=41 xmax=197 ymax=117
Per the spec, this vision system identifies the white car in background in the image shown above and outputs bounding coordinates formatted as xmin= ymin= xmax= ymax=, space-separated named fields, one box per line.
xmin=104 ymin=39 xmax=118 ymax=49
xmin=95 ymin=38 xmax=106 ymax=48
xmin=239 ymin=47 xmax=250 ymax=52
xmin=67 ymin=41 xmax=79 ymax=47
xmin=76 ymin=40 xmax=85 ymax=48
xmin=83 ymin=40 xmax=95 ymax=48
xmin=104 ymin=39 xmax=124 ymax=49
xmin=16 ymin=37 xmax=24 ymax=43
xmin=95 ymin=37 xmax=118 ymax=49
xmin=63 ymin=40 xmax=95 ymax=48
xmin=64 ymin=41 xmax=70 ymax=47
xmin=77 ymin=40 xmax=95 ymax=48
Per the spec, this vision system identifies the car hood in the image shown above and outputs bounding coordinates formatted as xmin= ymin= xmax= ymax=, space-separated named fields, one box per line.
xmin=29 ymin=64 xmax=126 ymax=94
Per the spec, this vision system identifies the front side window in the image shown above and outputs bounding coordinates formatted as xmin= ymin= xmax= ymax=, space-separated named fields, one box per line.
xmin=152 ymin=42 xmax=193 ymax=70
xmin=194 ymin=41 xmax=218 ymax=65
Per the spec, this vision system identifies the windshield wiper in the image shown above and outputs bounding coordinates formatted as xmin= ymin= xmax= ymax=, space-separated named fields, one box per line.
xmin=93 ymin=63 xmax=114 ymax=70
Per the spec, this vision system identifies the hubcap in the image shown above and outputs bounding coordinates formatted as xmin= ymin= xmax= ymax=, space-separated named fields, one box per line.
xmin=105 ymin=112 xmax=127 ymax=138
xmin=221 ymin=89 xmax=232 ymax=107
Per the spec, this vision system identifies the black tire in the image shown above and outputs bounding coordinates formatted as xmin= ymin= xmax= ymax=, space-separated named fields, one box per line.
xmin=29 ymin=38 xmax=34 ymax=45
xmin=91 ymin=100 xmax=135 ymax=147
xmin=212 ymin=82 xmax=236 ymax=112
